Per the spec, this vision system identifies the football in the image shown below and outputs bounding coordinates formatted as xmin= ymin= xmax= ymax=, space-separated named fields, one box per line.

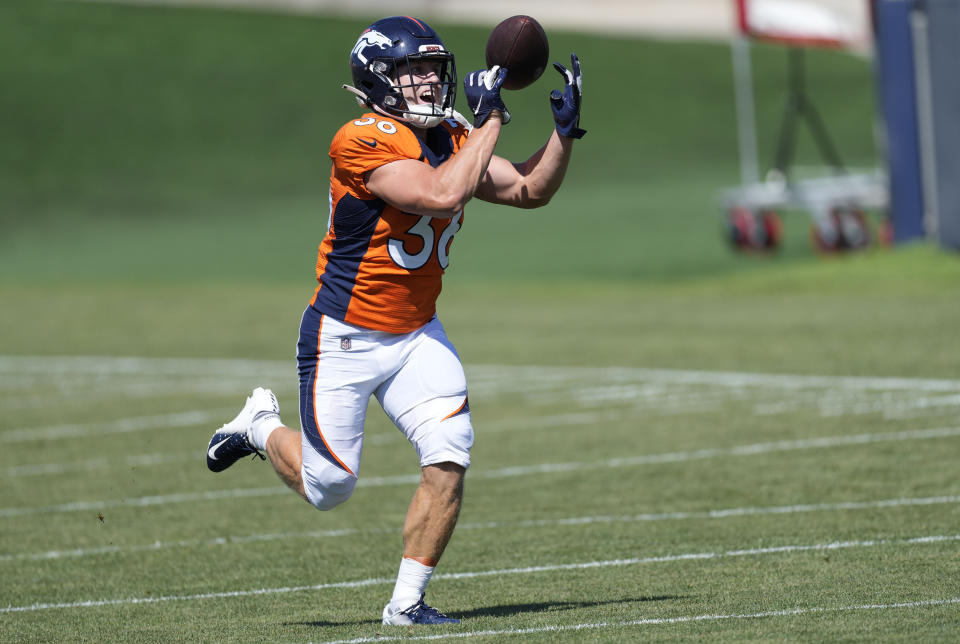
xmin=485 ymin=15 xmax=549 ymax=90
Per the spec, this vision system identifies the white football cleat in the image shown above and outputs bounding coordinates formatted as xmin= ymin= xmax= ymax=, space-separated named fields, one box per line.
xmin=382 ymin=594 xmax=460 ymax=625
xmin=206 ymin=387 xmax=279 ymax=472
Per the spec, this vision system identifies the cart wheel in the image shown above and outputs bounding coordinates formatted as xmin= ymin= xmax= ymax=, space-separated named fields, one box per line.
xmin=726 ymin=207 xmax=780 ymax=252
xmin=758 ymin=210 xmax=783 ymax=250
xmin=726 ymin=207 xmax=755 ymax=251
xmin=836 ymin=207 xmax=871 ymax=250
xmin=810 ymin=211 xmax=843 ymax=253
xmin=810 ymin=208 xmax=870 ymax=253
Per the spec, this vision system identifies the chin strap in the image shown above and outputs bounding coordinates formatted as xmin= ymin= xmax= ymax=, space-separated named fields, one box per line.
xmin=343 ymin=83 xmax=462 ymax=130
xmin=450 ymin=110 xmax=474 ymax=133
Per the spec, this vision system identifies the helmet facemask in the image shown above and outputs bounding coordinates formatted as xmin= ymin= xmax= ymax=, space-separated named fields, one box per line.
xmin=371 ymin=51 xmax=456 ymax=129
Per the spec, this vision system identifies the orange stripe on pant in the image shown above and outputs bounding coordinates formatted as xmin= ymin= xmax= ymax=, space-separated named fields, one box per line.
xmin=442 ymin=397 xmax=469 ymax=421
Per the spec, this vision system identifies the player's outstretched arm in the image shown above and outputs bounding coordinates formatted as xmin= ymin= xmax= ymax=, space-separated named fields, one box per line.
xmin=365 ymin=67 xmax=508 ymax=219
xmin=475 ymin=53 xmax=585 ymax=209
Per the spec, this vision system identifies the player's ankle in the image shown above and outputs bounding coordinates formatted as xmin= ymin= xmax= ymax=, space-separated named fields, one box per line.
xmin=388 ymin=556 xmax=435 ymax=609
xmin=248 ymin=416 xmax=283 ymax=451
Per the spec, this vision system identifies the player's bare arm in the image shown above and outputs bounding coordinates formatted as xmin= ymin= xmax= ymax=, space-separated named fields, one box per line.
xmin=476 ymin=132 xmax=573 ymax=208
xmin=478 ymin=53 xmax=586 ymax=209
xmin=365 ymin=63 xmax=510 ymax=218
xmin=365 ymin=113 xmax=504 ymax=218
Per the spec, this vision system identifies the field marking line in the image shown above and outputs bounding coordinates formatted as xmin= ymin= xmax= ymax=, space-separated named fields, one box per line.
xmin=5 ymin=494 xmax=959 ymax=563
xmin=0 ymin=409 xmax=233 ymax=443
xmin=0 ymin=408 xmax=619 ymax=448
xmin=0 ymin=355 xmax=289 ymax=376
xmin=6 ymin=357 xmax=960 ymax=441
xmin=2 ymin=451 xmax=200 ymax=477
xmin=4 ymin=356 xmax=960 ymax=392
xmin=2 ymin=534 xmax=958 ymax=614
xmin=6 ymin=400 xmax=958 ymax=474
xmin=313 ymin=597 xmax=960 ymax=644
xmin=3 ymin=425 xmax=960 ymax=518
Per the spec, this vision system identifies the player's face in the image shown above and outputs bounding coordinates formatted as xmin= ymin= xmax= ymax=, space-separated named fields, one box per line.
xmin=394 ymin=60 xmax=445 ymax=107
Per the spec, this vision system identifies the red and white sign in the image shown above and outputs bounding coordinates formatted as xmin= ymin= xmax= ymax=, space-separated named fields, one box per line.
xmin=736 ymin=0 xmax=873 ymax=50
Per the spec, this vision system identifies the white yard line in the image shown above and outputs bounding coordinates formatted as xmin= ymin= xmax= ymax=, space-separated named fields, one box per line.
xmin=3 ymin=425 xmax=959 ymax=518
xmin=314 ymin=598 xmax=960 ymax=644
xmin=5 ymin=358 xmax=960 ymax=440
xmin=2 ymin=534 xmax=957 ymax=614
xmin=1 ymin=451 xmax=199 ymax=477
xmin=0 ymin=408 xmax=672 ymax=473
xmin=1 ymin=410 xmax=230 ymax=443
xmin=0 ymin=406 xmax=622 ymax=455
xmin=0 ymin=355 xmax=288 ymax=376
xmin=4 ymin=495 xmax=957 ymax=563
xmin=3 ymin=356 xmax=960 ymax=391
xmin=5 ymin=404 xmax=957 ymax=475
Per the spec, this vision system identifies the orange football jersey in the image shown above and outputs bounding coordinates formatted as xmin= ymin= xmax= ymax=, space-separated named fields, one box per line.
xmin=309 ymin=113 xmax=470 ymax=334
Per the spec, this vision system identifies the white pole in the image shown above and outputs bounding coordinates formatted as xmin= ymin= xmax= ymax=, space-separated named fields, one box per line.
xmin=731 ymin=34 xmax=760 ymax=186
xmin=910 ymin=7 xmax=939 ymax=240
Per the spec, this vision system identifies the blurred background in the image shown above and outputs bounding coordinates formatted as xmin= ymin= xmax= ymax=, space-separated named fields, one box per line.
xmin=0 ymin=0 xmax=957 ymax=369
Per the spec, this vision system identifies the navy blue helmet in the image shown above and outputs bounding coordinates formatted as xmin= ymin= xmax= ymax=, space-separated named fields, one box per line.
xmin=346 ymin=16 xmax=457 ymax=128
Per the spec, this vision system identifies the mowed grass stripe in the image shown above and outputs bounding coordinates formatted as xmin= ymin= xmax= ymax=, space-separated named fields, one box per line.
xmin=316 ymin=598 xmax=960 ymax=644
xmin=4 ymin=495 xmax=957 ymax=563
xmin=3 ymin=534 xmax=958 ymax=614
xmin=3 ymin=426 xmax=959 ymax=517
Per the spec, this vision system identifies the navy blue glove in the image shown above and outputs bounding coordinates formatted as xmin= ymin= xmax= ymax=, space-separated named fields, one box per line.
xmin=463 ymin=66 xmax=511 ymax=128
xmin=550 ymin=53 xmax=586 ymax=139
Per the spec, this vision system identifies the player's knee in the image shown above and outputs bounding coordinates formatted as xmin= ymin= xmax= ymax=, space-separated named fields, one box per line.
xmin=305 ymin=470 xmax=357 ymax=511
xmin=417 ymin=414 xmax=473 ymax=471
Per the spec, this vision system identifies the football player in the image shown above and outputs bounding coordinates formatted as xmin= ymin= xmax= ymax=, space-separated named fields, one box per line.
xmin=205 ymin=15 xmax=584 ymax=625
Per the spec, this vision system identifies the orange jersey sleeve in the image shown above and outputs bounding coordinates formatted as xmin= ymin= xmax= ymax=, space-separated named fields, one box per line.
xmin=310 ymin=113 xmax=470 ymax=334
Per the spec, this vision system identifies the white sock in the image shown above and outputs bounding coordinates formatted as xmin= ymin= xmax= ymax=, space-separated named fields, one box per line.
xmin=247 ymin=414 xmax=283 ymax=451
xmin=388 ymin=557 xmax=435 ymax=610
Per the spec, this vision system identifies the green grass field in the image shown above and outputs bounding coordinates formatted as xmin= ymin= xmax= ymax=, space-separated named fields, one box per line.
xmin=2 ymin=1 xmax=960 ymax=642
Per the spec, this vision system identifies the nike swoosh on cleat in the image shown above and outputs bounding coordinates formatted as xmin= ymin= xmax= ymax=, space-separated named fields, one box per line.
xmin=207 ymin=437 xmax=231 ymax=461
xmin=357 ymin=137 xmax=378 ymax=148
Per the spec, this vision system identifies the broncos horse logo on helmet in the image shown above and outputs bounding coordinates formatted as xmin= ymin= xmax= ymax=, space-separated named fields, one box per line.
xmin=343 ymin=16 xmax=457 ymax=129
xmin=351 ymin=29 xmax=393 ymax=65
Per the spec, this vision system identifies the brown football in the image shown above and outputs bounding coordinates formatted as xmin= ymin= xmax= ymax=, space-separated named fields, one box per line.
xmin=485 ymin=15 xmax=549 ymax=90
